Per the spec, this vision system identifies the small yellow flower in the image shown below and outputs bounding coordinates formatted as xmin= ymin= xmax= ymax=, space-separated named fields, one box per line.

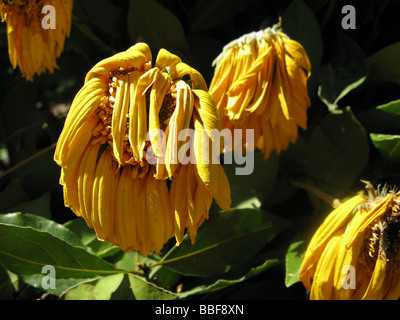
xmin=0 ymin=0 xmax=73 ymax=81
xmin=300 ymin=182 xmax=400 ymax=300
xmin=209 ymin=23 xmax=311 ymax=158
xmin=54 ymin=43 xmax=231 ymax=256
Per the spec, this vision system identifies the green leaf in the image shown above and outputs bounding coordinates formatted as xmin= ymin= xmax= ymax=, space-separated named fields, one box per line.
xmin=128 ymin=274 xmax=178 ymax=300
xmin=156 ymin=208 xmax=290 ymax=278
xmin=23 ymin=274 xmax=91 ymax=297
xmin=304 ymin=107 xmax=369 ymax=204
xmin=189 ymin=0 xmax=248 ymax=32
xmin=127 ymin=0 xmax=189 ymax=58
xmin=114 ymin=250 xmax=155 ymax=271
xmin=113 ymin=250 xmax=181 ymax=292
xmin=370 ymin=133 xmax=400 ymax=163
xmin=63 ymin=273 xmax=136 ymax=300
xmin=0 ymin=214 xmax=124 ymax=296
xmin=62 ymin=280 xmax=101 ymax=300
xmin=285 ymin=241 xmax=305 ymax=287
xmin=150 ymin=265 xmax=181 ymax=293
xmin=64 ymin=218 xmax=121 ymax=258
xmin=282 ymin=0 xmax=323 ymax=91
xmin=178 ymin=259 xmax=278 ymax=298
xmin=222 ymin=151 xmax=279 ymax=209
xmin=356 ymin=99 xmax=400 ymax=132
xmin=317 ymin=33 xmax=368 ymax=113
xmin=0 ymin=223 xmax=120 ymax=279
xmin=92 ymin=274 xmax=125 ymax=299
xmin=0 ymin=213 xmax=88 ymax=250
xmin=367 ymin=42 xmax=400 ymax=85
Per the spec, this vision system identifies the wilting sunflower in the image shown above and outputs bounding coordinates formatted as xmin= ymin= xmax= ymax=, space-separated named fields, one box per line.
xmin=299 ymin=182 xmax=400 ymax=300
xmin=0 ymin=0 xmax=73 ymax=81
xmin=54 ymin=42 xmax=231 ymax=256
xmin=209 ymin=23 xmax=311 ymax=159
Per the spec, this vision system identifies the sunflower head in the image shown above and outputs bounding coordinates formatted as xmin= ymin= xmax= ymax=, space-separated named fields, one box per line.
xmin=0 ymin=0 xmax=73 ymax=80
xmin=54 ymin=43 xmax=231 ymax=256
xmin=209 ymin=23 xmax=311 ymax=159
xmin=300 ymin=182 xmax=400 ymax=300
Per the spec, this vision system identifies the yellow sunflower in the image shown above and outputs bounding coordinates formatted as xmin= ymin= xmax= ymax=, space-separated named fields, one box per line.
xmin=54 ymin=43 xmax=231 ymax=256
xmin=209 ymin=23 xmax=311 ymax=159
xmin=300 ymin=182 xmax=400 ymax=300
xmin=0 ymin=0 xmax=73 ymax=81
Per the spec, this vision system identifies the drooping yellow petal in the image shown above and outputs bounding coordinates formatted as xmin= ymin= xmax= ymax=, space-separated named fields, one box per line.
xmin=148 ymin=70 xmax=171 ymax=157
xmin=193 ymin=119 xmax=231 ymax=211
xmin=114 ymin=166 xmax=137 ymax=251
xmin=185 ymin=164 xmax=198 ymax=243
xmin=283 ymin=37 xmax=311 ymax=77
xmin=193 ymin=173 xmax=213 ymax=227
xmin=76 ymin=142 xmax=101 ymax=226
xmin=129 ymin=67 xmax=159 ymax=162
xmin=300 ymin=195 xmax=366 ymax=290
xmin=165 ymin=80 xmax=194 ymax=177
xmin=228 ymin=43 xmax=269 ymax=96
xmin=111 ymin=75 xmax=131 ymax=165
xmin=135 ymin=177 xmax=153 ymax=256
xmin=175 ymin=62 xmax=208 ymax=91
xmin=310 ymin=231 xmax=342 ymax=300
xmin=348 ymin=194 xmax=394 ymax=248
xmin=146 ymin=170 xmax=174 ymax=253
xmin=362 ymin=257 xmax=387 ymax=300
xmin=86 ymin=42 xmax=151 ymax=82
xmin=92 ymin=148 xmax=119 ymax=241
xmin=155 ymin=48 xmax=181 ymax=73
xmin=171 ymin=164 xmax=189 ymax=245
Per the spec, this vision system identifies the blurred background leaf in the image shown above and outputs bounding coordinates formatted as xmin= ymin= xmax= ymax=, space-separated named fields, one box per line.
xmin=367 ymin=42 xmax=400 ymax=85
xmin=188 ymin=0 xmax=249 ymax=33
xmin=127 ymin=0 xmax=190 ymax=59
xmin=222 ymin=151 xmax=279 ymax=209
xmin=318 ymin=33 xmax=368 ymax=113
xmin=304 ymin=107 xmax=369 ymax=208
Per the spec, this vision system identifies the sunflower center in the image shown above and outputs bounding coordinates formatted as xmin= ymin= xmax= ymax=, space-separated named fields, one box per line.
xmin=363 ymin=195 xmax=400 ymax=273
xmin=92 ymin=67 xmax=180 ymax=172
